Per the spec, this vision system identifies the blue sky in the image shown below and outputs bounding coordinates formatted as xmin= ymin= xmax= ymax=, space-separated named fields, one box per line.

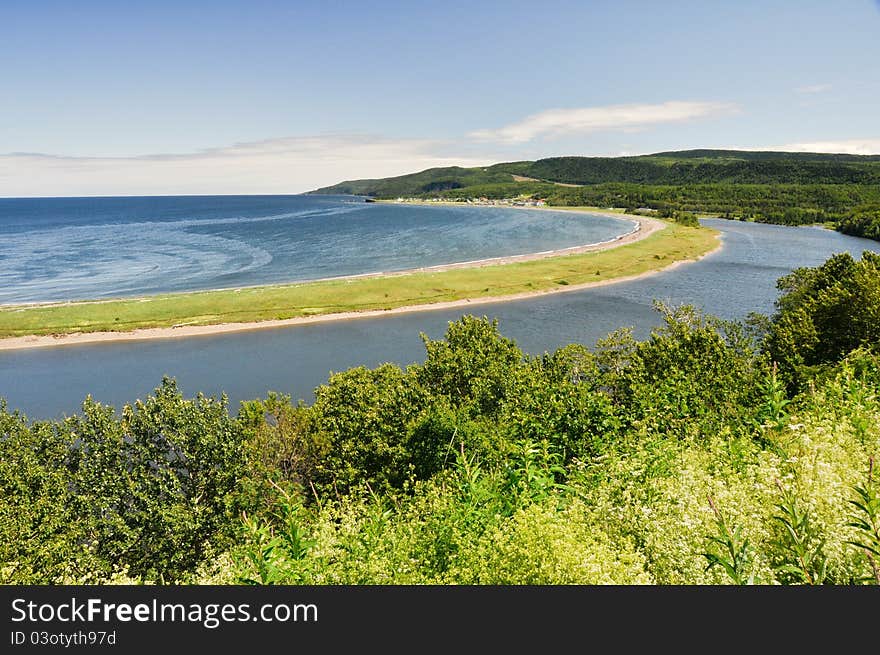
xmin=2 ymin=0 xmax=879 ymax=195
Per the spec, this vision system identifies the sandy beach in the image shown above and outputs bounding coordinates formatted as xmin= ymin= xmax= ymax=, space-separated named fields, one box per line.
xmin=0 ymin=213 xmax=721 ymax=351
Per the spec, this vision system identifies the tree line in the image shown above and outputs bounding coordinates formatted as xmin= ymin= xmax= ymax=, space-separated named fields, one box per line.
xmin=312 ymin=150 xmax=880 ymax=197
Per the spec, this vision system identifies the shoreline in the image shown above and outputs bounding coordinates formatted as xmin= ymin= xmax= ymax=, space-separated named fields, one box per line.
xmin=1 ymin=205 xmax=647 ymax=310
xmin=0 ymin=219 xmax=722 ymax=351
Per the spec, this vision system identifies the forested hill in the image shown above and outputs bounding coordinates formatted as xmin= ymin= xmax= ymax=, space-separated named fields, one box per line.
xmin=310 ymin=150 xmax=880 ymax=239
xmin=310 ymin=149 xmax=880 ymax=197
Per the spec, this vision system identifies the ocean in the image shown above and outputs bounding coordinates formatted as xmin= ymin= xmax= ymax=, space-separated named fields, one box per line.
xmin=0 ymin=195 xmax=632 ymax=304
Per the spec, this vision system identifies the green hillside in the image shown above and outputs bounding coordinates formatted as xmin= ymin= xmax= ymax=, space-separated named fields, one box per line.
xmin=311 ymin=164 xmax=528 ymax=197
xmin=310 ymin=150 xmax=880 ymax=238
xmin=311 ymin=149 xmax=880 ymax=197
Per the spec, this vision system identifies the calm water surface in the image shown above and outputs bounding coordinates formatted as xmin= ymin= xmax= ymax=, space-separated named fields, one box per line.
xmin=0 ymin=218 xmax=875 ymax=419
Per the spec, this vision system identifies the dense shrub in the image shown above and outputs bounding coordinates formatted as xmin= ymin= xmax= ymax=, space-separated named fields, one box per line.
xmin=766 ymin=251 xmax=880 ymax=388
xmin=309 ymin=364 xmax=430 ymax=497
xmin=599 ymin=302 xmax=768 ymax=438
xmin=1 ymin=379 xmax=246 ymax=583
xmin=837 ymin=205 xmax=880 ymax=241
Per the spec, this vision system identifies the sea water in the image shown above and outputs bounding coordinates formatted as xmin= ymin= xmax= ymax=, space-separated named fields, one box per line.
xmin=0 ymin=195 xmax=632 ymax=304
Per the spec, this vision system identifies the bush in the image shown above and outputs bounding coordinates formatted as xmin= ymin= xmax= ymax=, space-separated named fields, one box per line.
xmin=310 ymin=364 xmax=430 ymax=496
xmin=602 ymin=303 xmax=768 ymax=438
xmin=766 ymin=252 xmax=880 ymax=388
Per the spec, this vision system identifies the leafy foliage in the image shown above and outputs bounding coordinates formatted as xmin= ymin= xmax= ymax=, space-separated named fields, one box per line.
xmin=838 ymin=205 xmax=880 ymax=241
xmin=765 ymin=252 xmax=880 ymax=387
xmin=704 ymin=496 xmax=759 ymax=585
xmin=846 ymin=458 xmax=880 ymax=584
xmin=1 ymin=379 xmax=247 ymax=583
xmin=602 ymin=302 xmax=767 ymax=438
xmin=309 ymin=364 xmax=429 ymax=497
xmin=772 ymin=479 xmax=828 ymax=584
xmin=414 ymin=316 xmax=525 ymax=416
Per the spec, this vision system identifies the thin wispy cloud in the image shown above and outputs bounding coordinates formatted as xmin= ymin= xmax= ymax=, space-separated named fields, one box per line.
xmin=468 ymin=101 xmax=737 ymax=144
xmin=714 ymin=138 xmax=880 ymax=156
xmin=795 ymin=84 xmax=832 ymax=94
xmin=769 ymin=138 xmax=880 ymax=155
xmin=0 ymin=135 xmax=495 ymax=197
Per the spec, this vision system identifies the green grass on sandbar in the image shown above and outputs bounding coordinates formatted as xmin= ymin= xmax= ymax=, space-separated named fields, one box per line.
xmin=0 ymin=221 xmax=718 ymax=338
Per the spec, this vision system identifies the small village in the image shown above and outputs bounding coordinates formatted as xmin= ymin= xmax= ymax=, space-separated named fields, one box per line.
xmin=393 ymin=196 xmax=547 ymax=207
